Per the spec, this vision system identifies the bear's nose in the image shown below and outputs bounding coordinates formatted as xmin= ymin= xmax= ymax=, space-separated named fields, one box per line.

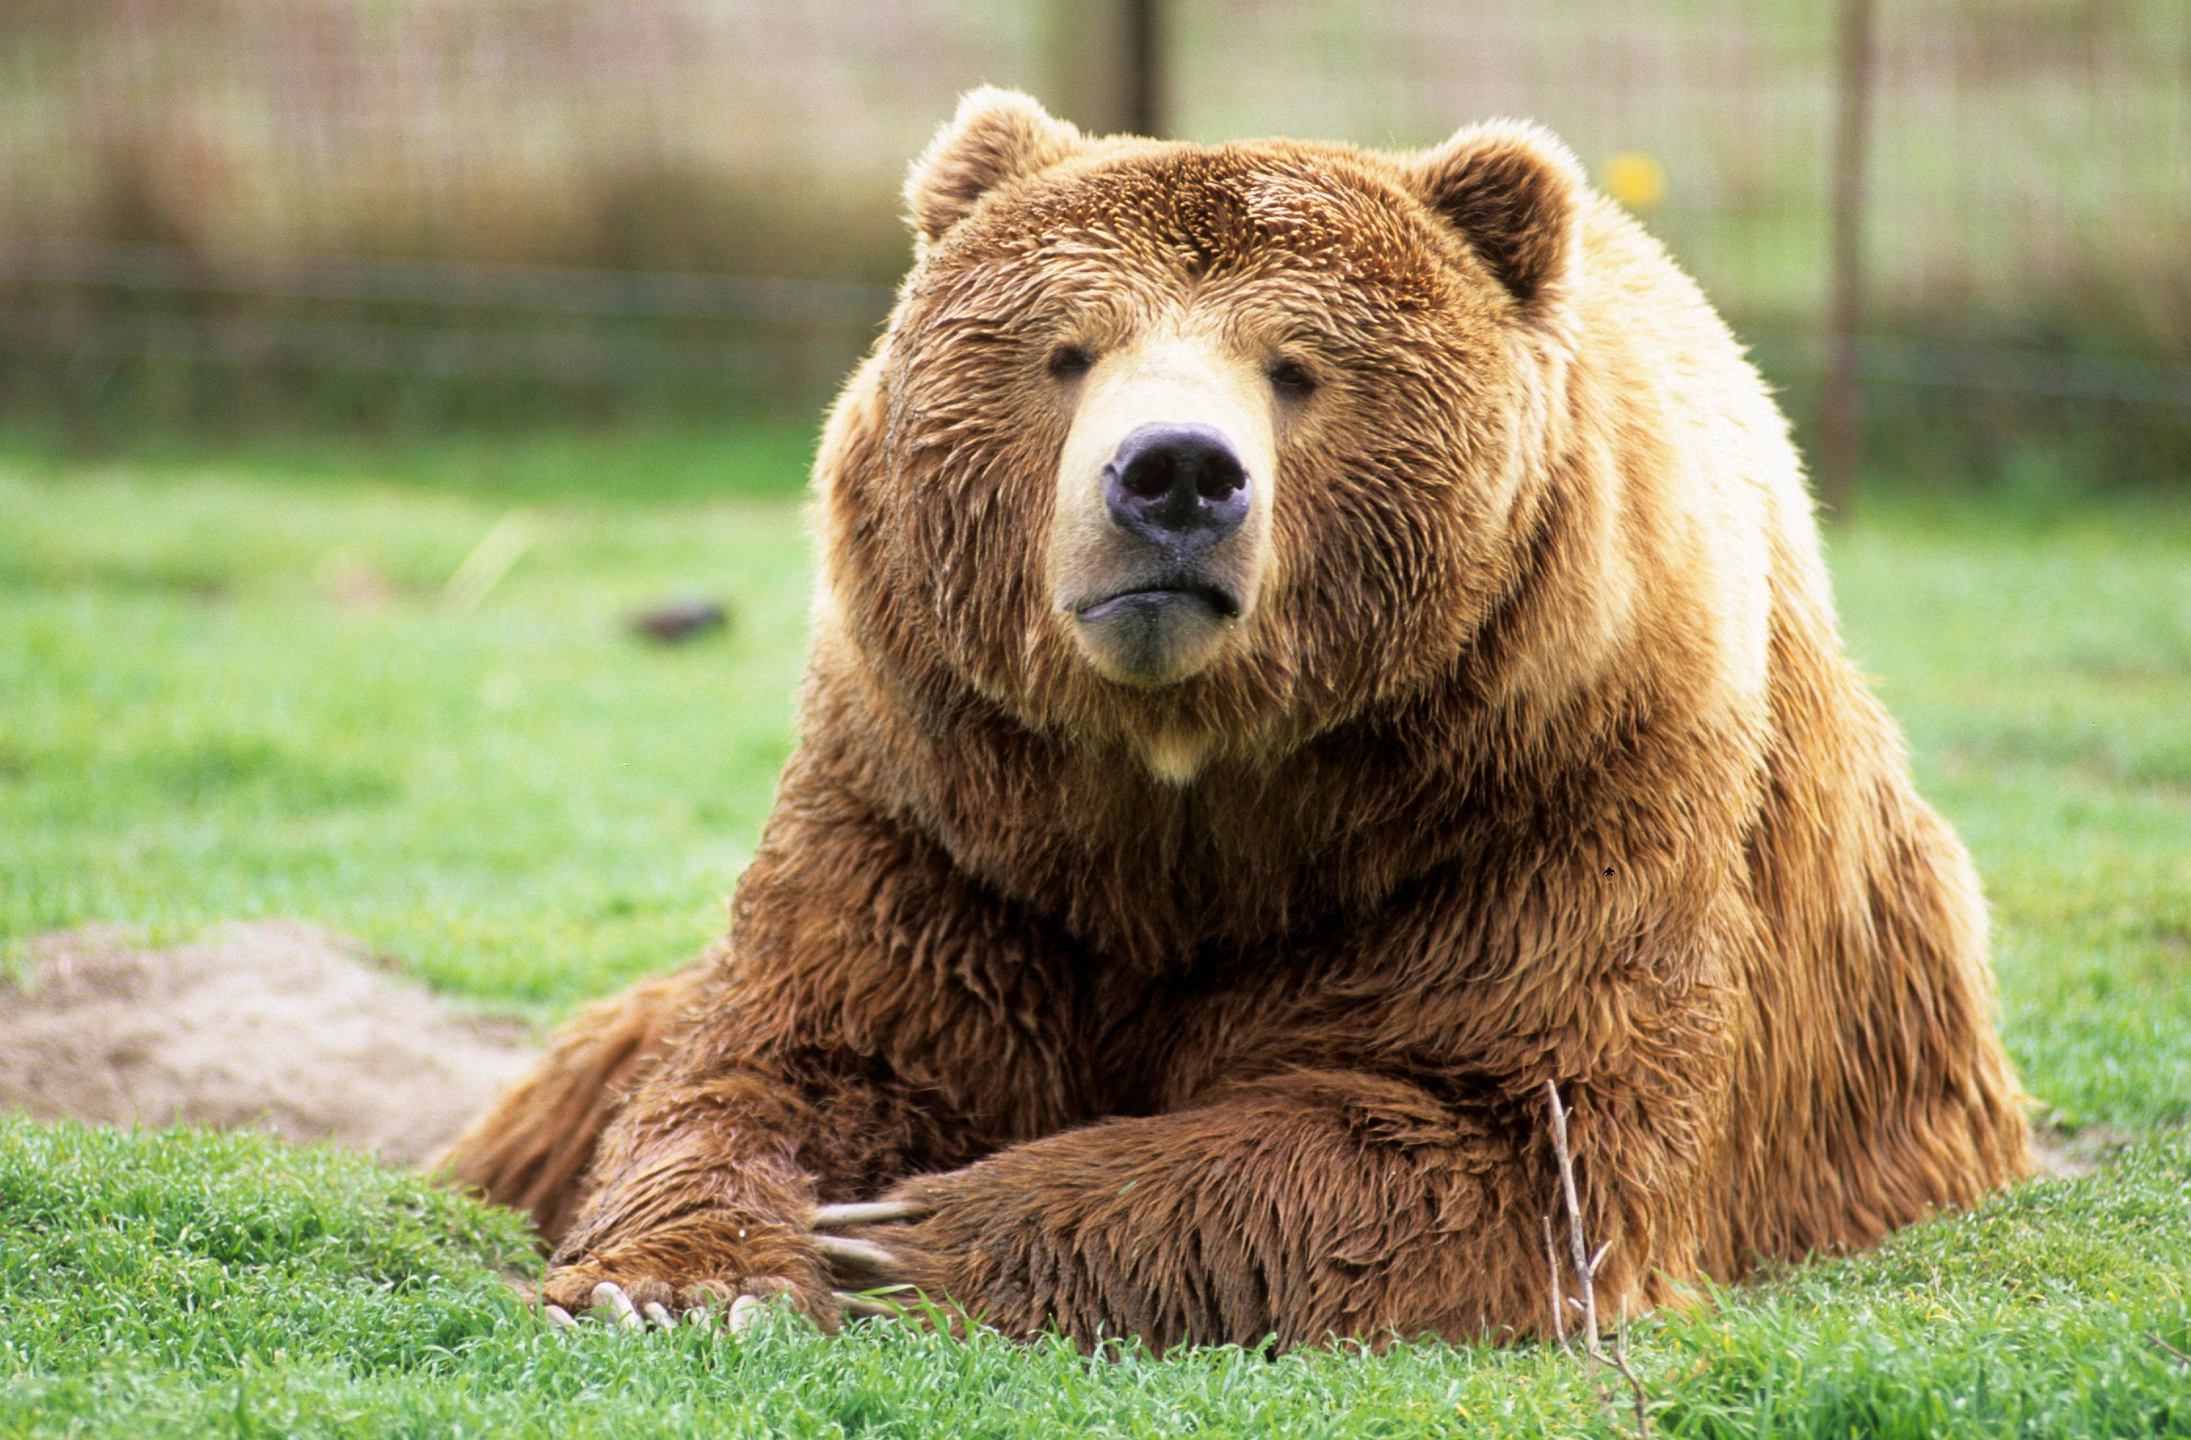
xmin=1103 ymin=423 xmax=1250 ymax=550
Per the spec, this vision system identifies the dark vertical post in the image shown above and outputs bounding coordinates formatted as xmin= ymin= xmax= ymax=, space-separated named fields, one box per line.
xmin=1125 ymin=0 xmax=1165 ymax=138
xmin=1819 ymin=0 xmax=1876 ymax=519
xmin=1046 ymin=0 xmax=1163 ymax=138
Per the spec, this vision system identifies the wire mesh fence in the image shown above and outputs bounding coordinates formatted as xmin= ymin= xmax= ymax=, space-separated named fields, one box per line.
xmin=1 ymin=0 xmax=2185 ymax=481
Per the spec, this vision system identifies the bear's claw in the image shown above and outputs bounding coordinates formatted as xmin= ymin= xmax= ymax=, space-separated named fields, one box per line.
xmin=544 ymin=1228 xmax=913 ymax=1337
xmin=543 ymin=1281 xmax=777 ymax=1336
xmin=811 ymin=1199 xmax=931 ymax=1229
xmin=812 ymin=1234 xmax=903 ymax=1280
xmin=593 ymin=1280 xmax=644 ymax=1328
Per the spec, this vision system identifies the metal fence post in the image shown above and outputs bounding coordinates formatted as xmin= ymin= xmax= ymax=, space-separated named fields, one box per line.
xmin=1125 ymin=0 xmax=1165 ymax=138
xmin=1048 ymin=0 xmax=1164 ymax=138
xmin=1819 ymin=0 xmax=1876 ymax=519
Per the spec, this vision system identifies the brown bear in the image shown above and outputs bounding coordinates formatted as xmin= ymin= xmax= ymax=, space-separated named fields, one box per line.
xmin=442 ymin=87 xmax=2030 ymax=1351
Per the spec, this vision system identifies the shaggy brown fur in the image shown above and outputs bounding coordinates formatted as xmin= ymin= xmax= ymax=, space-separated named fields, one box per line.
xmin=443 ymin=89 xmax=2029 ymax=1351
xmin=436 ymin=965 xmax=709 ymax=1246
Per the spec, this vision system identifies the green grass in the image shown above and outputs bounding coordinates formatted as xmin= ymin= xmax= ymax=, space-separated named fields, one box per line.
xmin=2 ymin=1119 xmax=2186 ymax=1438
xmin=1830 ymin=495 xmax=2191 ymax=1132
xmin=0 ymin=438 xmax=813 ymax=1012
xmin=2 ymin=442 xmax=2190 ymax=1435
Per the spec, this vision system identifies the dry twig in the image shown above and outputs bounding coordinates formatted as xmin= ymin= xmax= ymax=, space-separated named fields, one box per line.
xmin=2149 ymin=1332 xmax=2191 ymax=1366
xmin=1611 ymin=1295 xmax=1652 ymax=1435
xmin=1542 ymin=1215 xmax=1574 ymax=1356
xmin=1544 ymin=1080 xmax=1653 ymax=1439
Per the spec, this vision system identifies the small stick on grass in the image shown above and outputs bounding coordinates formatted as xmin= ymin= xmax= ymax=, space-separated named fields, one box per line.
xmin=1611 ymin=1294 xmax=1653 ymax=1437
xmin=1545 ymin=1080 xmax=1652 ymax=1438
xmin=1545 ymin=1081 xmax=1600 ymax=1343
xmin=1542 ymin=1215 xmax=1574 ymax=1356
xmin=2149 ymin=1333 xmax=2191 ymax=1366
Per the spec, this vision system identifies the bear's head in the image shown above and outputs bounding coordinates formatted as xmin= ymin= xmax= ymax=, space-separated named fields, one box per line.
xmin=828 ymin=89 xmax=1592 ymax=785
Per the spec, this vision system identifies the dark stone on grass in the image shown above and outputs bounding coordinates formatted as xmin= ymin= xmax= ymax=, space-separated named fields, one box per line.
xmin=629 ymin=599 xmax=729 ymax=643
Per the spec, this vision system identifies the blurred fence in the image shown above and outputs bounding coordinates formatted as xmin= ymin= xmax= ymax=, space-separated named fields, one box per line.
xmin=1 ymin=0 xmax=2186 ymax=483
xmin=0 ymin=239 xmax=893 ymax=424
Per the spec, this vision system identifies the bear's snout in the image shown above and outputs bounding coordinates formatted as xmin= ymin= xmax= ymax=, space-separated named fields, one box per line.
xmin=1045 ymin=335 xmax=1277 ymax=695
xmin=1103 ymin=423 xmax=1250 ymax=553
xmin=1065 ymin=418 xmax=1258 ymax=688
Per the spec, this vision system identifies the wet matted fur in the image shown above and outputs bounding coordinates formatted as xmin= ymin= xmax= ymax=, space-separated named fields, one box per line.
xmin=440 ymin=89 xmax=2028 ymax=1351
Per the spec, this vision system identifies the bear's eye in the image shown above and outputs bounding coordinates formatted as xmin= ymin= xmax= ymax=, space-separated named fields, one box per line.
xmin=1268 ymin=358 xmax=1317 ymax=396
xmin=1048 ymin=345 xmax=1095 ymax=380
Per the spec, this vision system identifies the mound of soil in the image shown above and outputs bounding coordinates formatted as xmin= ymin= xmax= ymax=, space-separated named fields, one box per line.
xmin=1 ymin=919 xmax=2106 ymax=1186
xmin=0 ymin=920 xmax=535 ymax=1166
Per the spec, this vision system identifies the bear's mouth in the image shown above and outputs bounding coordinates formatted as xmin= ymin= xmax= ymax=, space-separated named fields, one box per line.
xmin=1073 ymin=583 xmax=1240 ymax=624
xmin=1065 ymin=579 xmax=1244 ymax=688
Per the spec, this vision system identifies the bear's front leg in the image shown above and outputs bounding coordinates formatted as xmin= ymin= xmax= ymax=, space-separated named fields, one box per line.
xmin=828 ymin=1069 xmax=1703 ymax=1352
xmin=537 ymin=1068 xmax=845 ymax=1327
xmin=529 ymin=770 xmax=1103 ymax=1329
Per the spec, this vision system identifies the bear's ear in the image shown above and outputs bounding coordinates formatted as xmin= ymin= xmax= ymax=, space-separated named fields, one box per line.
xmin=906 ymin=87 xmax=1084 ymax=245
xmin=1406 ymin=121 xmax=1585 ymax=317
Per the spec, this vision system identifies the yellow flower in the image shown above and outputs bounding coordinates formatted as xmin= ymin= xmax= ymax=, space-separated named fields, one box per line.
xmin=1602 ymin=152 xmax=1668 ymax=209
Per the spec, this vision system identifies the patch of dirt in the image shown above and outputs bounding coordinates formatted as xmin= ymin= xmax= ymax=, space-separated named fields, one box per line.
xmin=0 ymin=920 xmax=536 ymax=1166
xmin=2029 ymin=1123 xmax=2134 ymax=1180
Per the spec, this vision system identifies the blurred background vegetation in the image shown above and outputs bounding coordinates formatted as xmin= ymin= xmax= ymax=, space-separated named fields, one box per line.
xmin=0 ymin=0 xmax=2185 ymax=493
